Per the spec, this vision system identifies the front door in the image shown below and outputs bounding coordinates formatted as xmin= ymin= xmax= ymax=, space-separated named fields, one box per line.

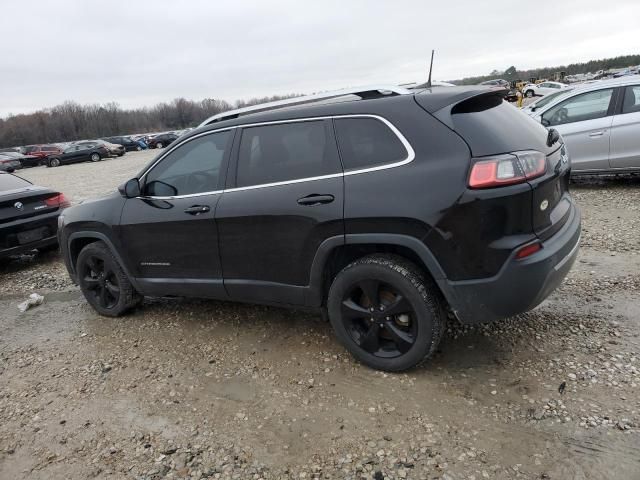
xmin=610 ymin=84 xmax=640 ymax=169
xmin=216 ymin=119 xmax=344 ymax=306
xmin=118 ymin=129 xmax=234 ymax=298
xmin=540 ymin=87 xmax=615 ymax=172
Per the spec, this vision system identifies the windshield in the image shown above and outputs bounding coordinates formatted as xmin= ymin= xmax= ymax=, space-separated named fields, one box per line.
xmin=532 ymin=88 xmax=573 ymax=109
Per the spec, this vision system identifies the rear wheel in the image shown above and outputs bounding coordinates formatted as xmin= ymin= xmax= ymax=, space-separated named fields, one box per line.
xmin=76 ymin=242 xmax=142 ymax=317
xmin=48 ymin=157 xmax=61 ymax=167
xmin=525 ymin=89 xmax=535 ymax=98
xmin=90 ymin=152 xmax=101 ymax=162
xmin=327 ymin=254 xmax=446 ymax=371
xmin=136 ymin=145 xmax=142 ymax=151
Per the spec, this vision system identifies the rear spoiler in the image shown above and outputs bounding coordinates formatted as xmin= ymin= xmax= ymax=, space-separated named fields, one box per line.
xmin=415 ymin=88 xmax=507 ymax=130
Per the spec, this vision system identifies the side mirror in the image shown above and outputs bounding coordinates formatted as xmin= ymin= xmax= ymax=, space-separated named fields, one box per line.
xmin=119 ymin=178 xmax=141 ymax=198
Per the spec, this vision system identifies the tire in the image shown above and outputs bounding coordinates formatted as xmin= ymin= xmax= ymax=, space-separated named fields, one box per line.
xmin=136 ymin=146 xmax=142 ymax=151
xmin=327 ymin=254 xmax=446 ymax=372
xmin=48 ymin=157 xmax=61 ymax=168
xmin=76 ymin=242 xmax=142 ymax=317
xmin=156 ymin=142 xmax=163 ymax=149
xmin=525 ymin=89 xmax=534 ymax=98
xmin=90 ymin=152 xmax=101 ymax=162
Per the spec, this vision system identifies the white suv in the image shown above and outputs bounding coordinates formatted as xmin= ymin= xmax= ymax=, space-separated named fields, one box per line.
xmin=525 ymin=76 xmax=640 ymax=174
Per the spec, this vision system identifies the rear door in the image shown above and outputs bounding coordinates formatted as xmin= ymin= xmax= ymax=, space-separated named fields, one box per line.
xmin=609 ymin=84 xmax=640 ymax=169
xmin=216 ymin=119 xmax=344 ymax=306
xmin=118 ymin=130 xmax=233 ymax=297
xmin=540 ymin=87 xmax=616 ymax=172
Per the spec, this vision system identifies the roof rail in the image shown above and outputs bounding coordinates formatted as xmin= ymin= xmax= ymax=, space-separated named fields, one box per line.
xmin=198 ymin=85 xmax=412 ymax=126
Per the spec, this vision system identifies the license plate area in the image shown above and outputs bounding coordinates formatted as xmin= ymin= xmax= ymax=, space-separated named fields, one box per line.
xmin=17 ymin=226 xmax=49 ymax=245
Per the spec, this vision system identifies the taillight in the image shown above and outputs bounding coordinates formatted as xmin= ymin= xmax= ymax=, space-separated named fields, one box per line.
xmin=45 ymin=193 xmax=71 ymax=209
xmin=469 ymin=150 xmax=547 ymax=189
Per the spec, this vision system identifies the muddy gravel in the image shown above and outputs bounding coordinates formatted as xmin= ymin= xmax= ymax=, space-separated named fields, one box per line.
xmin=1 ymin=154 xmax=639 ymax=479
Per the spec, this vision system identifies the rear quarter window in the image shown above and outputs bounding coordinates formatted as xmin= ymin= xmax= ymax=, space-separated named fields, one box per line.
xmin=450 ymin=94 xmax=552 ymax=156
xmin=333 ymin=117 xmax=409 ymax=171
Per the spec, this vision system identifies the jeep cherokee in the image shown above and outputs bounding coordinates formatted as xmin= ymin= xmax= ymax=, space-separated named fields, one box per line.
xmin=59 ymin=85 xmax=581 ymax=371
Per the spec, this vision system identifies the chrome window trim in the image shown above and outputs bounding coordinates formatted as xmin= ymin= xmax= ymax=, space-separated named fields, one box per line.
xmin=139 ymin=114 xmax=415 ymax=200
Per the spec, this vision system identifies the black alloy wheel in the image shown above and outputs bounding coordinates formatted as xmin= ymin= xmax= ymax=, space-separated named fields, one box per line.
xmin=327 ymin=254 xmax=445 ymax=371
xmin=341 ymin=279 xmax=417 ymax=358
xmin=76 ymin=242 xmax=142 ymax=316
xmin=81 ymin=254 xmax=120 ymax=310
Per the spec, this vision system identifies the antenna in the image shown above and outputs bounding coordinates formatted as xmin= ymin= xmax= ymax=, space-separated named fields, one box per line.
xmin=426 ymin=50 xmax=435 ymax=88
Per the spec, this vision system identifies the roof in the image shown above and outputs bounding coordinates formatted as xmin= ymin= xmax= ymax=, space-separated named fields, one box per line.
xmin=182 ymin=84 xmax=500 ymax=140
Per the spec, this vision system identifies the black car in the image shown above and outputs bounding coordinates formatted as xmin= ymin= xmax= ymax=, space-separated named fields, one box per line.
xmin=103 ymin=136 xmax=143 ymax=152
xmin=58 ymin=85 xmax=580 ymax=371
xmin=1 ymin=172 xmax=69 ymax=257
xmin=46 ymin=143 xmax=109 ymax=167
xmin=146 ymin=133 xmax=178 ymax=149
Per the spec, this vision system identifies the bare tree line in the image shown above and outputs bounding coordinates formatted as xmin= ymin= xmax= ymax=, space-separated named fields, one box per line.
xmin=0 ymin=95 xmax=299 ymax=149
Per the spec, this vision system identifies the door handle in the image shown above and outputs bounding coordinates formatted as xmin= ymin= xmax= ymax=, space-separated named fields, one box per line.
xmin=184 ymin=205 xmax=210 ymax=215
xmin=297 ymin=194 xmax=335 ymax=206
xmin=588 ymin=131 xmax=604 ymax=137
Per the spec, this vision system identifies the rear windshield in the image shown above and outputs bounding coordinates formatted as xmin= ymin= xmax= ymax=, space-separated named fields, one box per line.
xmin=0 ymin=173 xmax=31 ymax=192
xmin=450 ymin=94 xmax=552 ymax=157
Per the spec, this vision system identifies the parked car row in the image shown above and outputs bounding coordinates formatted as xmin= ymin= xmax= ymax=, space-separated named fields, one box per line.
xmin=0 ymin=130 xmax=187 ymax=170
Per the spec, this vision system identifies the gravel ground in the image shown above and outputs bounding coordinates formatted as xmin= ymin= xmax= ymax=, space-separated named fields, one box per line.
xmin=1 ymin=151 xmax=639 ymax=479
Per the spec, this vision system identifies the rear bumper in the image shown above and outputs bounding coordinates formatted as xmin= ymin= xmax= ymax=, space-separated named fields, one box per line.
xmin=0 ymin=212 xmax=60 ymax=258
xmin=445 ymin=203 xmax=581 ymax=324
xmin=0 ymin=235 xmax=57 ymax=258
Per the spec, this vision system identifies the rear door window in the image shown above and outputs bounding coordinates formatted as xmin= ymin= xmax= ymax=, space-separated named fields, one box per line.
xmin=333 ymin=117 xmax=408 ymax=171
xmin=542 ymin=88 xmax=614 ymax=126
xmin=236 ymin=120 xmax=340 ymax=187
xmin=622 ymin=85 xmax=640 ymax=114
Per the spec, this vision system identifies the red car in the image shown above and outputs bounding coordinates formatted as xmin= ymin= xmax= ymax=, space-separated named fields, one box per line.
xmin=24 ymin=145 xmax=64 ymax=164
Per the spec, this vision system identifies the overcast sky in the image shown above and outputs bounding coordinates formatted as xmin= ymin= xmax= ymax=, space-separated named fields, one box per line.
xmin=2 ymin=0 xmax=639 ymax=117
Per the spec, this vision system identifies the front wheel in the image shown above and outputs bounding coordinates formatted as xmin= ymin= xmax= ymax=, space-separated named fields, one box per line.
xmin=136 ymin=145 xmax=142 ymax=151
xmin=90 ymin=152 xmax=101 ymax=162
xmin=327 ymin=254 xmax=446 ymax=372
xmin=156 ymin=142 xmax=163 ymax=149
xmin=48 ymin=157 xmax=61 ymax=167
xmin=77 ymin=242 xmax=142 ymax=317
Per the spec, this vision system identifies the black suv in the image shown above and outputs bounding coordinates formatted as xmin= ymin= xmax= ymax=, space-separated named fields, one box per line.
xmin=59 ymin=85 xmax=580 ymax=371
